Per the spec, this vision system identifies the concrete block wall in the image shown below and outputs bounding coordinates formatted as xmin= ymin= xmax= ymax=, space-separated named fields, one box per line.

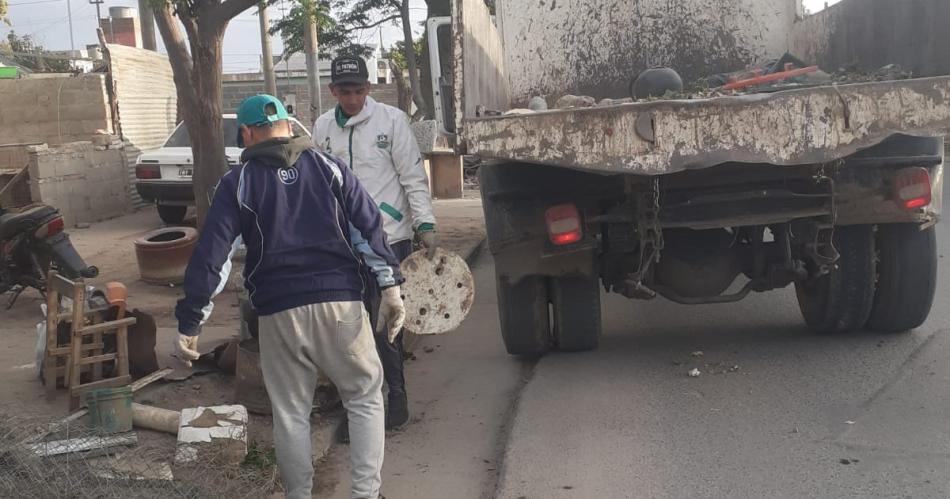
xmin=222 ymin=76 xmax=402 ymax=127
xmin=0 ymin=74 xmax=113 ymax=146
xmin=26 ymin=140 xmax=129 ymax=227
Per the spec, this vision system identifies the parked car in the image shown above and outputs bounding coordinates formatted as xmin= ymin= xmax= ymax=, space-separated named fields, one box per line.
xmin=134 ymin=114 xmax=312 ymax=224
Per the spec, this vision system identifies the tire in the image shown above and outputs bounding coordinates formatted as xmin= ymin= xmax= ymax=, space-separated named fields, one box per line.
xmin=795 ymin=225 xmax=876 ymax=333
xmin=866 ymin=224 xmax=937 ymax=332
xmin=157 ymin=205 xmax=187 ymax=225
xmin=496 ymin=274 xmax=551 ymax=356
xmin=551 ymin=274 xmax=602 ymax=351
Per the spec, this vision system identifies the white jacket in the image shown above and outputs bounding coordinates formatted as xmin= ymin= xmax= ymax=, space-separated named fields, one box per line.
xmin=313 ymin=96 xmax=435 ymax=243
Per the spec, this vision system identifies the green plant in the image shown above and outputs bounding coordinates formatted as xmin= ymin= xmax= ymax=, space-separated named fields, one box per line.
xmin=242 ymin=440 xmax=278 ymax=470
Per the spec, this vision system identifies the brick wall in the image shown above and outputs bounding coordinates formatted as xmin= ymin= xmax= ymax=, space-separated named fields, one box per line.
xmin=27 ymin=140 xmax=129 ymax=226
xmin=0 ymin=74 xmax=113 ymax=146
xmin=222 ymin=76 xmax=402 ymax=127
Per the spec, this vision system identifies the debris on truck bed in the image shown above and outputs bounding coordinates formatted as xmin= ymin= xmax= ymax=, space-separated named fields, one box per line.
xmin=705 ymin=53 xmax=831 ymax=92
xmin=554 ymin=94 xmax=597 ymax=109
xmin=833 ymin=63 xmax=913 ymax=84
xmin=514 ymin=56 xmax=915 ymax=117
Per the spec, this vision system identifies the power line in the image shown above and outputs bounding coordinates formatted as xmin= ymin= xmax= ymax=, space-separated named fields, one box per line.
xmin=8 ymin=0 xmax=63 ymax=5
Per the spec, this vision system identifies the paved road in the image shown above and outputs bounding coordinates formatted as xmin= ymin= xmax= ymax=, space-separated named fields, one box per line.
xmin=323 ymin=216 xmax=950 ymax=499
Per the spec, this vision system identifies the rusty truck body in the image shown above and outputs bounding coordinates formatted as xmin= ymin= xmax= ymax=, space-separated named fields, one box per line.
xmin=427 ymin=0 xmax=949 ymax=355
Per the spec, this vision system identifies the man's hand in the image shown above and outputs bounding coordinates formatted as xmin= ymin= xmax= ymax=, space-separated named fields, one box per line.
xmin=174 ymin=334 xmax=200 ymax=367
xmin=378 ymin=286 xmax=406 ymax=343
xmin=418 ymin=229 xmax=438 ymax=260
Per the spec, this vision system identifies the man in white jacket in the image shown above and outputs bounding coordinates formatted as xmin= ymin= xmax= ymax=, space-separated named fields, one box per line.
xmin=313 ymin=55 xmax=437 ymax=433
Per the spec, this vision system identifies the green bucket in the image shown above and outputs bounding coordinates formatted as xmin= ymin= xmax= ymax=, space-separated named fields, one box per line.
xmin=84 ymin=386 xmax=133 ymax=434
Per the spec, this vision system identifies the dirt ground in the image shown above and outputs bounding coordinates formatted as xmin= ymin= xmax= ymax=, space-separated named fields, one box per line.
xmin=0 ymin=195 xmax=485 ymax=425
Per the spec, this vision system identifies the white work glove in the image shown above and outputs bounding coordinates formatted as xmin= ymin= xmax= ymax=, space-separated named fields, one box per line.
xmin=174 ymin=334 xmax=200 ymax=367
xmin=418 ymin=230 xmax=438 ymax=260
xmin=378 ymin=286 xmax=406 ymax=343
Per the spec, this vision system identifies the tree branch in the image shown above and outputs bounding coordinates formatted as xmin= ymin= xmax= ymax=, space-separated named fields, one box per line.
xmin=341 ymin=13 xmax=400 ymax=33
xmin=153 ymin=5 xmax=192 ymax=81
xmin=209 ymin=0 xmax=259 ymax=27
xmin=181 ymin=15 xmax=199 ymax=48
xmin=153 ymin=4 xmax=197 ymax=108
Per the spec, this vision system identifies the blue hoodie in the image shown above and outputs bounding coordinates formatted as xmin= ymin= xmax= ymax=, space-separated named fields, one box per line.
xmin=176 ymin=136 xmax=403 ymax=336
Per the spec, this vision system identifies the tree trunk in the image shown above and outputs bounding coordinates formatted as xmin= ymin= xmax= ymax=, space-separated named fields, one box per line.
xmin=399 ymin=0 xmax=428 ymax=118
xmin=152 ymin=2 xmax=255 ymax=229
xmin=390 ymin=60 xmax=410 ymax=114
xmin=185 ymin=27 xmax=228 ymax=228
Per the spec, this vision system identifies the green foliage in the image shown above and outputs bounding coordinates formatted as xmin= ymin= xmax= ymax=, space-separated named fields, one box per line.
xmin=387 ymin=37 xmax=422 ymax=71
xmin=269 ymin=1 xmax=371 ymax=58
xmin=335 ymin=0 xmax=401 ymax=34
xmin=242 ymin=441 xmax=278 ymax=470
xmin=0 ymin=32 xmax=73 ymax=72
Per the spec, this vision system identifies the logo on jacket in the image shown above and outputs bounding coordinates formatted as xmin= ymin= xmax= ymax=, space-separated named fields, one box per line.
xmin=376 ymin=133 xmax=390 ymax=149
xmin=277 ymin=166 xmax=299 ymax=185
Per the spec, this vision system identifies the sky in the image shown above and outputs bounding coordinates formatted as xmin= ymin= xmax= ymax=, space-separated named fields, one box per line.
xmin=3 ymin=0 xmax=841 ymax=73
xmin=1 ymin=0 xmax=428 ymax=73
xmin=802 ymin=0 xmax=841 ymax=13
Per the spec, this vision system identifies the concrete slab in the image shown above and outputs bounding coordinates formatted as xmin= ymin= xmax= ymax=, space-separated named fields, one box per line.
xmin=175 ymin=404 xmax=248 ymax=465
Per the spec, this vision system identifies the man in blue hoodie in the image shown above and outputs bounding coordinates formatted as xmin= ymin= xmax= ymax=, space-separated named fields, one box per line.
xmin=175 ymin=94 xmax=401 ymax=499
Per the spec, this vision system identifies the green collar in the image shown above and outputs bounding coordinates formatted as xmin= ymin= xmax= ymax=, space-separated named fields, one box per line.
xmin=335 ymin=105 xmax=350 ymax=128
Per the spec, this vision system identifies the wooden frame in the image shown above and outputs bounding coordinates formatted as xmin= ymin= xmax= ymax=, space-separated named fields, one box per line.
xmin=42 ymin=271 xmax=135 ymax=402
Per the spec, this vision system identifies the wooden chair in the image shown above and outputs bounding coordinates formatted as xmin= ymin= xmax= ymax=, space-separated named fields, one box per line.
xmin=42 ymin=272 xmax=136 ymax=403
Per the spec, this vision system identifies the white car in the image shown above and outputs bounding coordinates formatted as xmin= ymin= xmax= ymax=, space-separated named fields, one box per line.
xmin=134 ymin=114 xmax=311 ymax=224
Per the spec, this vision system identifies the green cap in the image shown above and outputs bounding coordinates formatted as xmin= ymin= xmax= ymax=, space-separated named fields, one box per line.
xmin=236 ymin=94 xmax=289 ymax=147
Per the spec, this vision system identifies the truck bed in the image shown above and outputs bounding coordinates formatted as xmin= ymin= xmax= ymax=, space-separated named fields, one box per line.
xmin=462 ymin=76 xmax=950 ymax=175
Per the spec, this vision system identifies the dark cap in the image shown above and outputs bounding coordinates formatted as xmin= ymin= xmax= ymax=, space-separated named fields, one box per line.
xmin=330 ymin=55 xmax=369 ymax=86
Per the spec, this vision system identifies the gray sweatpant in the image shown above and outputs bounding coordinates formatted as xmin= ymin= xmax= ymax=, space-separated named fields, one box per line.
xmin=259 ymin=301 xmax=385 ymax=499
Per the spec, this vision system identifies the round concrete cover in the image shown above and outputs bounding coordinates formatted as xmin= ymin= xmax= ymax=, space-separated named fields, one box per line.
xmin=401 ymin=248 xmax=475 ymax=335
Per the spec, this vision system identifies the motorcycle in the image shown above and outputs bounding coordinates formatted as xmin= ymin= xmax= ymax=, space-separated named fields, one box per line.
xmin=0 ymin=204 xmax=99 ymax=308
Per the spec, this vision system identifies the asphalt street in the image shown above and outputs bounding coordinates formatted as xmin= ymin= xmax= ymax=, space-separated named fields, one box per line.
xmin=324 ymin=194 xmax=950 ymax=499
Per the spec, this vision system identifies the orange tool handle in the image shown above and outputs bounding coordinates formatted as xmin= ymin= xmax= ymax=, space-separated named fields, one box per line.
xmin=721 ymin=66 xmax=819 ymax=91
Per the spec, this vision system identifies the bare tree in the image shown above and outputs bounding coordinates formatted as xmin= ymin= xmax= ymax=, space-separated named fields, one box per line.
xmin=150 ymin=0 xmax=259 ymax=227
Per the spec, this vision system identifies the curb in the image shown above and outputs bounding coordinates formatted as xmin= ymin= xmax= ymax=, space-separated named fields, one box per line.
xmin=462 ymin=237 xmax=486 ymax=266
xmin=315 ymin=236 xmax=487 ymax=463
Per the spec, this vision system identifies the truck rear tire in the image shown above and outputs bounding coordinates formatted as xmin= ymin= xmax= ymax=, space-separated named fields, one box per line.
xmin=795 ymin=225 xmax=876 ymax=334
xmin=866 ymin=224 xmax=937 ymax=332
xmin=496 ymin=274 xmax=551 ymax=356
xmin=157 ymin=205 xmax=187 ymax=225
xmin=551 ymin=274 xmax=602 ymax=351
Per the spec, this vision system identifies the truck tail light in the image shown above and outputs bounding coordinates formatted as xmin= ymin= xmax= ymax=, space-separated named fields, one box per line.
xmin=545 ymin=204 xmax=582 ymax=245
xmin=34 ymin=216 xmax=65 ymax=239
xmin=894 ymin=167 xmax=932 ymax=210
xmin=136 ymin=164 xmax=161 ymax=179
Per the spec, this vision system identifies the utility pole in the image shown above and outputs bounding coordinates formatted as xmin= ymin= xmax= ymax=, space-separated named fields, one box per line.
xmin=66 ymin=0 xmax=75 ymax=50
xmin=89 ymin=0 xmax=103 ymax=28
xmin=138 ymin=0 xmax=157 ymax=51
xmin=303 ymin=2 xmax=322 ymax=120
xmin=258 ymin=2 xmax=277 ymax=96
